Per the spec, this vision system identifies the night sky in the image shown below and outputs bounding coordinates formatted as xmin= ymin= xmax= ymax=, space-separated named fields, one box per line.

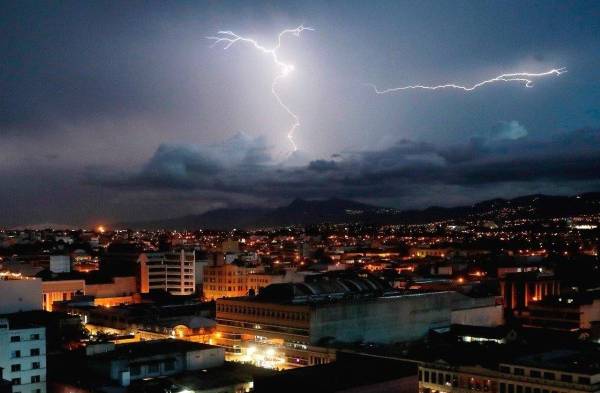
xmin=2 ymin=1 xmax=600 ymax=227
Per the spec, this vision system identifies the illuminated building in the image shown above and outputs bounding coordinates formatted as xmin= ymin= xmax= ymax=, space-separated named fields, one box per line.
xmin=0 ymin=318 xmax=46 ymax=393
xmin=85 ymin=276 xmax=138 ymax=307
xmin=214 ymin=273 xmax=502 ymax=369
xmin=521 ymin=290 xmax=600 ymax=331
xmin=419 ymin=349 xmax=600 ymax=393
xmin=54 ymin=300 xmax=215 ymax=343
xmin=203 ymin=262 xmax=248 ymax=300
xmin=203 ymin=257 xmax=306 ymax=300
xmin=138 ymin=250 xmax=195 ymax=296
xmin=500 ymin=271 xmax=560 ymax=313
xmin=410 ymin=247 xmax=452 ymax=259
xmin=41 ymin=279 xmax=84 ymax=312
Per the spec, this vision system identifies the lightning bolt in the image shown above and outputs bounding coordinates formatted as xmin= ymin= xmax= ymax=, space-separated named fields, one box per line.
xmin=367 ymin=67 xmax=567 ymax=94
xmin=208 ymin=25 xmax=314 ymax=151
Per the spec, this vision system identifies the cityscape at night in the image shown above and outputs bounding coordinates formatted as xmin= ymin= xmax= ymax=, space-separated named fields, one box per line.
xmin=1 ymin=1 xmax=600 ymax=393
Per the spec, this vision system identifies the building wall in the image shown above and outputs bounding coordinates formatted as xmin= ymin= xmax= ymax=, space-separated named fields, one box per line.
xmin=49 ymin=256 xmax=70 ymax=274
xmin=185 ymin=347 xmax=225 ymax=370
xmin=451 ymin=305 xmax=504 ymax=327
xmin=0 ymin=279 xmax=42 ymax=314
xmin=580 ymin=299 xmax=600 ymax=330
xmin=310 ymin=292 xmax=454 ymax=344
xmin=0 ymin=320 xmax=46 ymax=393
xmin=139 ymin=251 xmax=195 ymax=296
xmin=419 ymin=361 xmax=598 ymax=393
xmin=86 ymin=277 xmax=137 ymax=299
xmin=203 ymin=264 xmax=248 ymax=300
xmin=41 ymin=280 xmax=85 ymax=312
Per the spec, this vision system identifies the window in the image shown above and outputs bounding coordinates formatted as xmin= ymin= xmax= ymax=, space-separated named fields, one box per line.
xmin=544 ymin=372 xmax=555 ymax=380
xmin=517 ymin=386 xmax=523 ymax=393
xmin=500 ymin=366 xmax=511 ymax=373
xmin=500 ymin=383 xmax=506 ymax=393
xmin=130 ymin=365 xmax=141 ymax=376
xmin=525 ymin=388 xmax=531 ymax=393
xmin=30 ymin=334 xmax=40 ymax=340
xmin=33 ymin=389 xmax=41 ymax=393
xmin=578 ymin=377 xmax=591 ymax=385
xmin=32 ymin=362 xmax=40 ymax=370
xmin=514 ymin=368 xmax=524 ymax=376
xmin=10 ymin=336 xmax=21 ymax=342
xmin=164 ymin=360 xmax=175 ymax=371
xmin=30 ymin=349 xmax=40 ymax=356
xmin=419 ymin=370 xmax=423 ymax=381
xmin=530 ymin=370 xmax=541 ymax=378
xmin=424 ymin=371 xmax=430 ymax=383
xmin=148 ymin=363 xmax=159 ymax=373
xmin=508 ymin=384 xmax=515 ymax=393
xmin=431 ymin=372 xmax=437 ymax=384
xmin=11 ymin=350 xmax=21 ymax=358
xmin=560 ymin=374 xmax=573 ymax=383
xmin=11 ymin=364 xmax=21 ymax=372
xmin=12 ymin=378 xmax=21 ymax=386
xmin=30 ymin=376 xmax=40 ymax=383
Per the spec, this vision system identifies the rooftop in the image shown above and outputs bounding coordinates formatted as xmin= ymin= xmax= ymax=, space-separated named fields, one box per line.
xmin=88 ymin=339 xmax=219 ymax=361
xmin=511 ymin=349 xmax=600 ymax=375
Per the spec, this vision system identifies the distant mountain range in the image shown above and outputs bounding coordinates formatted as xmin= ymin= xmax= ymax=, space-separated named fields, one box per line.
xmin=117 ymin=192 xmax=600 ymax=230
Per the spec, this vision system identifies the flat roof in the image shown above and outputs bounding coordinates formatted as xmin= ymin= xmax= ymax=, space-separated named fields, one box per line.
xmin=89 ymin=339 xmax=219 ymax=361
xmin=511 ymin=350 xmax=600 ymax=375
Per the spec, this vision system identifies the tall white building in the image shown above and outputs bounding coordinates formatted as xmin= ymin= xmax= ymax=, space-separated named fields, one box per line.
xmin=139 ymin=250 xmax=195 ymax=296
xmin=0 ymin=319 xmax=46 ymax=393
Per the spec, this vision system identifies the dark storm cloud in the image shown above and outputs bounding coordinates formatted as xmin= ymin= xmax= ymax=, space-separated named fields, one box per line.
xmin=93 ymin=128 xmax=600 ymax=200
xmin=2 ymin=1 xmax=600 ymax=226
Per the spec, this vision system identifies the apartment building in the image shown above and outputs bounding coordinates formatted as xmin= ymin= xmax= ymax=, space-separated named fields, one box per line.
xmin=0 ymin=319 xmax=46 ymax=393
xmin=138 ymin=250 xmax=195 ymax=296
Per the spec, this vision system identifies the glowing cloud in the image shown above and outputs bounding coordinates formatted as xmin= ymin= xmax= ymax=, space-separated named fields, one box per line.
xmin=208 ymin=25 xmax=314 ymax=151
xmin=367 ymin=68 xmax=567 ymax=94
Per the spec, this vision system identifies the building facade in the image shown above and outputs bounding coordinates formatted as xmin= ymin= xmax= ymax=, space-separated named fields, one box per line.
xmin=419 ymin=350 xmax=600 ymax=393
xmin=0 ymin=319 xmax=46 ymax=393
xmin=139 ymin=250 xmax=195 ymax=296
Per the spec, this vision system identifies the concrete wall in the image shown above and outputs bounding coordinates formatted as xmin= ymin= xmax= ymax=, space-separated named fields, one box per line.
xmin=309 ymin=292 xmax=500 ymax=344
xmin=310 ymin=292 xmax=455 ymax=344
xmin=49 ymin=255 xmax=71 ymax=273
xmin=86 ymin=277 xmax=136 ymax=298
xmin=42 ymin=279 xmax=85 ymax=311
xmin=186 ymin=347 xmax=225 ymax=370
xmin=0 ymin=323 xmax=47 ymax=393
xmin=451 ymin=305 xmax=504 ymax=327
xmin=0 ymin=278 xmax=43 ymax=313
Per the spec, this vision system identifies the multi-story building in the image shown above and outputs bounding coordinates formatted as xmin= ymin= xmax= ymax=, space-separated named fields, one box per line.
xmin=203 ymin=263 xmax=303 ymax=300
xmin=500 ymin=271 xmax=560 ymax=313
xmin=0 ymin=318 xmax=46 ymax=393
xmin=213 ymin=273 xmax=502 ymax=369
xmin=203 ymin=262 xmax=247 ymax=300
xmin=139 ymin=250 xmax=195 ymax=296
xmin=419 ymin=349 xmax=600 ymax=393
xmin=521 ymin=290 xmax=600 ymax=331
